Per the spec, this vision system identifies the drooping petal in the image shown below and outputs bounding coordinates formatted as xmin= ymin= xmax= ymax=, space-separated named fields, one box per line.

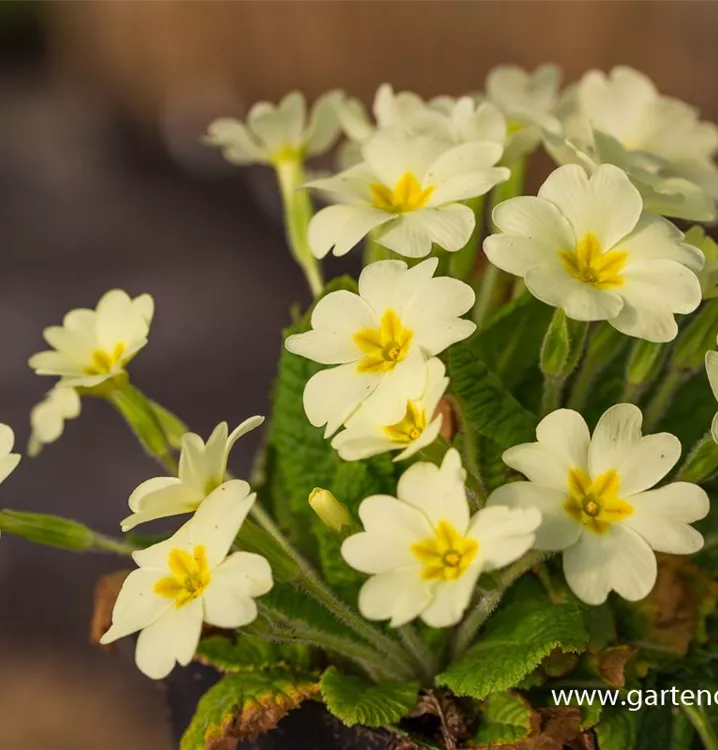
xmin=562 ymin=524 xmax=657 ymax=605
xmin=624 ymin=482 xmax=708 ymax=554
xmin=122 ymin=478 xmax=203 ymax=531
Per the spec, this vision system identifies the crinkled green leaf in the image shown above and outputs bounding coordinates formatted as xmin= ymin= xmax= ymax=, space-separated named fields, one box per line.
xmin=476 ymin=294 xmax=553 ymax=389
xmin=319 ymin=666 xmax=419 ymax=727
xmin=447 ymin=339 xmax=537 ymax=454
xmin=437 ymin=579 xmax=588 ymax=699
xmin=195 ymin=634 xmax=311 ymax=674
xmin=473 ymin=691 xmax=536 ymax=745
xmin=180 ymin=669 xmax=318 ymax=750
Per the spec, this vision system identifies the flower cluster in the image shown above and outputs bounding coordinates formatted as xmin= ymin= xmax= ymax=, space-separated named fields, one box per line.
xmin=5 ymin=62 xmax=718 ymax=749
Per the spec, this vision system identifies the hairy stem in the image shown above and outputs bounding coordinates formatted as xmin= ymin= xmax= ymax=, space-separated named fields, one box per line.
xmin=682 ymin=704 xmax=718 ymax=750
xmin=398 ymin=625 xmax=439 ymax=684
xmin=644 ymin=369 xmax=684 ymax=432
xmin=276 ymin=159 xmax=323 ymax=297
xmin=541 ymin=376 xmax=563 ymax=417
xmin=453 ymin=550 xmax=547 ymax=659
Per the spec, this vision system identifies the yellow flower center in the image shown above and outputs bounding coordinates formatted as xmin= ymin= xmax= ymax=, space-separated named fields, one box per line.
xmin=353 ymin=309 xmax=413 ymax=373
xmin=83 ymin=341 xmax=127 ymax=376
xmin=153 ymin=545 xmax=211 ymax=608
xmin=507 ymin=119 xmax=525 ymax=135
xmin=370 ymin=172 xmax=434 ymax=214
xmin=384 ymin=401 xmax=427 ymax=443
xmin=411 ymin=520 xmax=479 ymax=581
xmin=563 ymin=468 xmax=633 ymax=534
xmin=560 ymin=232 xmax=628 ymax=290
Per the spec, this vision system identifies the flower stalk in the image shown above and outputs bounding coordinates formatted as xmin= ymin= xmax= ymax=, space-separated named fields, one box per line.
xmin=275 ymin=159 xmax=323 ymax=297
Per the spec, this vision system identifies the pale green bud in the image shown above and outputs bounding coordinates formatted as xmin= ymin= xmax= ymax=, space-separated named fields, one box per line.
xmin=309 ymin=488 xmax=351 ymax=534
xmin=0 ymin=510 xmax=95 ymax=551
xmin=626 ymin=340 xmax=666 ymax=387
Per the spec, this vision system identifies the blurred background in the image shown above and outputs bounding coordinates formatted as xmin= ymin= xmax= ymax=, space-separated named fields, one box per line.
xmin=1 ymin=1 xmax=718 ymax=747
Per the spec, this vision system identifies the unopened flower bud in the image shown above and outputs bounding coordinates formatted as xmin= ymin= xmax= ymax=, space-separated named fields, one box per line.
xmin=309 ymin=488 xmax=351 ymax=533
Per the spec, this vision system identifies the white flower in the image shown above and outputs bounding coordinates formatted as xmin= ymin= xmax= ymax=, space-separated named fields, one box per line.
xmin=487 ymin=405 xmax=709 ymax=605
xmin=101 ymin=482 xmax=273 ymax=679
xmin=547 ymin=67 xmax=718 ymax=221
xmin=121 ymin=417 xmax=264 ymax=531
xmin=331 ymin=357 xmax=448 ymax=462
xmin=284 ymin=258 xmax=475 ymax=436
xmin=484 ymin=163 xmax=703 ymax=342
xmin=205 ymin=90 xmax=345 ymax=166
xmin=340 ymin=84 xmax=506 ymax=152
xmin=706 ymin=339 xmax=718 ymax=444
xmin=306 ymin=129 xmax=509 ymax=259
xmin=685 ymin=226 xmax=718 ymax=300
xmin=28 ymin=386 xmax=81 ymax=457
xmin=0 ymin=424 xmax=20 ymax=487
xmin=29 ymin=290 xmax=154 ymax=389
xmin=484 ymin=64 xmax=562 ymax=162
xmin=341 ymin=449 xmax=540 ymax=628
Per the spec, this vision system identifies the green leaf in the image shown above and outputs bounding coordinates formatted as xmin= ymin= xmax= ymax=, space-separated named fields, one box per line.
xmin=475 ymin=294 xmax=553 ymax=389
xmin=181 ymin=669 xmax=318 ymax=750
xmin=595 ymin=705 xmax=673 ymax=750
xmin=148 ymin=399 xmax=189 ymax=449
xmin=447 ymin=339 xmax=537 ymax=454
xmin=319 ymin=666 xmax=419 ymax=727
xmin=107 ymin=383 xmax=173 ymax=461
xmin=437 ymin=579 xmax=588 ymax=699
xmin=595 ymin=706 xmax=639 ymax=750
xmin=473 ymin=691 xmax=536 ymax=745
xmin=195 ymin=634 xmax=311 ymax=674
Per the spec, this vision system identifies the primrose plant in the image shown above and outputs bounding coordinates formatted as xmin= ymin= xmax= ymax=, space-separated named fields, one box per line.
xmin=5 ymin=64 xmax=718 ymax=749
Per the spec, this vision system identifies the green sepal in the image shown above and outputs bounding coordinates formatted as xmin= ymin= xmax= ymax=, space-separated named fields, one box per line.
xmin=0 ymin=509 xmax=95 ymax=550
xmin=625 ymin=340 xmax=666 ymax=387
xmin=672 ymin=298 xmax=718 ymax=373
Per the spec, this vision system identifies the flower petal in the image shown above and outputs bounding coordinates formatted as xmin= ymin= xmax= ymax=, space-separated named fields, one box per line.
xmin=302 ymin=363 xmax=381 ymax=435
xmin=624 ymin=482 xmax=708 ymax=554
xmin=525 ymin=263 xmax=624 ymax=321
xmin=420 ymin=569 xmax=481 ymax=628
xmin=538 ymin=164 xmax=642 ymax=251
xmin=357 ymin=569 xmax=433 ymax=627
xmin=468 ymin=505 xmax=541 ymax=569
xmin=308 ymin=204 xmax=393 ymax=259
xmin=134 ymin=598 xmax=203 ymax=679
xmin=486 ymin=482 xmax=580 ymax=551
xmin=563 ymin=524 xmax=657 ymax=605
xmin=397 ymin=448 xmax=469 ymax=531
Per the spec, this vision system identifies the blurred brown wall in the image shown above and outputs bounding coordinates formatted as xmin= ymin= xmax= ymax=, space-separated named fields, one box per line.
xmin=46 ymin=1 xmax=718 ymax=122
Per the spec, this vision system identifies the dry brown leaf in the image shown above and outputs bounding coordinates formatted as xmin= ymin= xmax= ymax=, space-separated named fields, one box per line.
xmin=89 ymin=569 xmax=130 ymax=650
